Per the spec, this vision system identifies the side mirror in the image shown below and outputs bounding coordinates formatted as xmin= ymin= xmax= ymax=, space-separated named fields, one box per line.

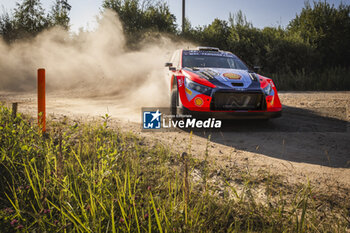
xmin=253 ymin=66 xmax=261 ymax=73
xmin=165 ymin=62 xmax=173 ymax=67
xmin=165 ymin=62 xmax=176 ymax=71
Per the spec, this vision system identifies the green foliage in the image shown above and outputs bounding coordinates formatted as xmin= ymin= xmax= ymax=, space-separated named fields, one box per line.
xmin=103 ymin=0 xmax=176 ymax=44
xmin=228 ymin=10 xmax=252 ymax=28
xmin=0 ymin=0 xmax=71 ymax=42
xmin=182 ymin=2 xmax=350 ymax=90
xmin=288 ymin=1 xmax=350 ymax=67
xmin=0 ymin=0 xmax=349 ymax=90
xmin=272 ymin=66 xmax=350 ymax=91
xmin=0 ymin=11 xmax=16 ymax=43
xmin=202 ymin=19 xmax=230 ymax=50
xmin=13 ymin=0 xmax=49 ymax=40
xmin=49 ymin=0 xmax=71 ymax=30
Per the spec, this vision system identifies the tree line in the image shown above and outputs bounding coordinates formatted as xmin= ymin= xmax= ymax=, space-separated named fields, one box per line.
xmin=1 ymin=0 xmax=349 ymax=90
xmin=0 ymin=0 xmax=70 ymax=42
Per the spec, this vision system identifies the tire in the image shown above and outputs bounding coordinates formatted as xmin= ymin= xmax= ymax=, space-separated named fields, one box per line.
xmin=170 ymin=84 xmax=178 ymax=117
xmin=258 ymin=118 xmax=270 ymax=122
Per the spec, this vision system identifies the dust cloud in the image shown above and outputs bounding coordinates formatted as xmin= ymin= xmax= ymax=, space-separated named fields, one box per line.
xmin=0 ymin=10 xmax=191 ymax=110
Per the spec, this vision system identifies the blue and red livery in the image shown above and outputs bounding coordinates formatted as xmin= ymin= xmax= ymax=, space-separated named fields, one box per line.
xmin=165 ymin=47 xmax=282 ymax=119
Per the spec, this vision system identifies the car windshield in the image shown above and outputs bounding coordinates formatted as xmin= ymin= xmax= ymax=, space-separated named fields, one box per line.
xmin=182 ymin=54 xmax=249 ymax=70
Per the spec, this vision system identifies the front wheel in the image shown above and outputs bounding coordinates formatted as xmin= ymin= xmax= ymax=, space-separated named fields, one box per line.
xmin=170 ymin=86 xmax=178 ymax=117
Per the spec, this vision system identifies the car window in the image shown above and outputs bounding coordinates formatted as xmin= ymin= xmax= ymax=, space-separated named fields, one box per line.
xmin=182 ymin=55 xmax=248 ymax=70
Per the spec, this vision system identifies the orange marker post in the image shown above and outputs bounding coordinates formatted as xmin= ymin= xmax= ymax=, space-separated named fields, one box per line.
xmin=38 ymin=68 xmax=46 ymax=132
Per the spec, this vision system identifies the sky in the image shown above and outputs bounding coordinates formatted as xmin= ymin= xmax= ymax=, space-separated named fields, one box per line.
xmin=0 ymin=0 xmax=347 ymax=32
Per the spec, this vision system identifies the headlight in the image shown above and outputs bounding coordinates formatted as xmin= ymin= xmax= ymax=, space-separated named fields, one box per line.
xmin=184 ymin=78 xmax=212 ymax=94
xmin=263 ymin=83 xmax=273 ymax=96
xmin=248 ymin=73 xmax=259 ymax=81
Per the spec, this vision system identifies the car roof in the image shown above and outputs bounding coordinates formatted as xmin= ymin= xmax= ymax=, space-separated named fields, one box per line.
xmin=182 ymin=48 xmax=236 ymax=58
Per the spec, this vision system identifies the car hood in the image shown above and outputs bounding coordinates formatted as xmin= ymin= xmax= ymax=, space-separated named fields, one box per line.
xmin=182 ymin=67 xmax=261 ymax=90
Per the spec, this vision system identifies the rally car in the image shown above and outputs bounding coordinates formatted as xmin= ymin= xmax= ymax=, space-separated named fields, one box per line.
xmin=165 ymin=47 xmax=282 ymax=119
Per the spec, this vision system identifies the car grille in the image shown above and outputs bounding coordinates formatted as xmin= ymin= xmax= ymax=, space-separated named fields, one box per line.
xmin=211 ymin=92 xmax=265 ymax=111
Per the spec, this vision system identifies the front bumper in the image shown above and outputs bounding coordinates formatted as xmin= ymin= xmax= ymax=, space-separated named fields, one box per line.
xmin=177 ymin=75 xmax=282 ymax=119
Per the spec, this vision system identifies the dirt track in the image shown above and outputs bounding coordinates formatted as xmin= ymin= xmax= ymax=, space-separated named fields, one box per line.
xmin=1 ymin=91 xmax=349 ymax=190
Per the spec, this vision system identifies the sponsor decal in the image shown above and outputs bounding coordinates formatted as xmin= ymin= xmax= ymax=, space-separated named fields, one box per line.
xmin=185 ymin=87 xmax=192 ymax=95
xmin=143 ymin=110 xmax=161 ymax=129
xmin=178 ymin=78 xmax=183 ymax=87
xmin=223 ymin=73 xmax=241 ymax=80
xmin=182 ymin=51 xmax=235 ymax=58
xmin=194 ymin=97 xmax=203 ymax=107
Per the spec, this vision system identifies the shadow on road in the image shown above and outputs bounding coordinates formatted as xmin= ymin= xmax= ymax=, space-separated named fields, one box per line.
xmin=184 ymin=106 xmax=350 ymax=168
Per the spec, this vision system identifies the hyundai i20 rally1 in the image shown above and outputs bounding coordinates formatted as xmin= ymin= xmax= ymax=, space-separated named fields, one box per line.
xmin=165 ymin=47 xmax=282 ymax=119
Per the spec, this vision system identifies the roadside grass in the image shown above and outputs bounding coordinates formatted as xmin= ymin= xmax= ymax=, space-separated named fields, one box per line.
xmin=270 ymin=67 xmax=350 ymax=91
xmin=0 ymin=104 xmax=349 ymax=232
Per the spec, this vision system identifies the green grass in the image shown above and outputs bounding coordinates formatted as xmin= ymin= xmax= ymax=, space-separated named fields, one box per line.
xmin=0 ymin=104 xmax=349 ymax=232
xmin=270 ymin=67 xmax=350 ymax=91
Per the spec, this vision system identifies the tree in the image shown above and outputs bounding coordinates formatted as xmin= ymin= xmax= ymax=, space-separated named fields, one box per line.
xmin=102 ymin=0 xmax=176 ymax=35
xmin=0 ymin=10 xmax=16 ymax=42
xmin=103 ymin=0 xmax=147 ymax=33
xmin=228 ymin=10 xmax=252 ymax=28
xmin=288 ymin=1 xmax=350 ymax=67
xmin=0 ymin=0 xmax=71 ymax=42
xmin=13 ymin=0 xmax=48 ymax=39
xmin=143 ymin=2 xmax=176 ymax=33
xmin=201 ymin=19 xmax=229 ymax=49
xmin=49 ymin=0 xmax=71 ymax=29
